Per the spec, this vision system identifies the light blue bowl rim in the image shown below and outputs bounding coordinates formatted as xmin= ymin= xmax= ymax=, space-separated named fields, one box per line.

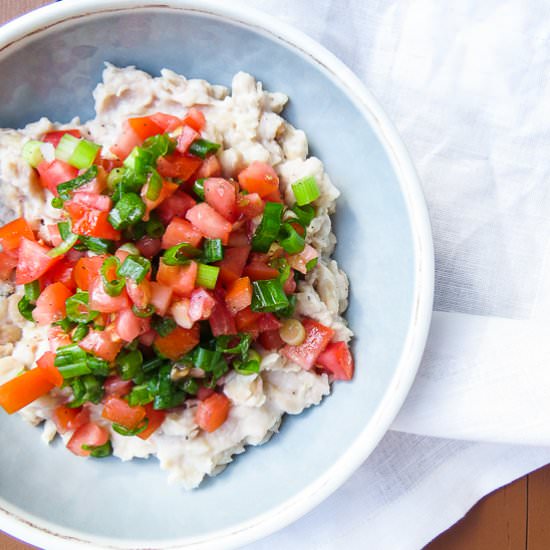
xmin=0 ymin=1 xmax=434 ymax=548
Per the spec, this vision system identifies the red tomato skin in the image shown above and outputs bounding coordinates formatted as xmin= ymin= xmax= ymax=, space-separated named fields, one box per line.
xmin=73 ymin=255 xmax=106 ymax=291
xmin=238 ymin=162 xmax=279 ymax=197
xmin=48 ymin=325 xmax=72 ymax=351
xmin=89 ymin=276 xmax=130 ymax=313
xmin=65 ymin=201 xmax=121 ymax=241
xmin=195 ymin=393 xmax=231 ymax=432
xmin=258 ymin=313 xmax=282 ymax=332
xmin=185 ymin=203 xmax=232 ymax=244
xmin=157 ymin=153 xmax=202 ymax=180
xmin=195 ymin=154 xmax=222 ymax=180
xmin=182 ymin=107 xmax=206 ymax=132
xmin=71 ymin=191 xmax=112 ymax=212
xmin=235 ymin=307 xmax=262 ymax=337
xmin=243 ymin=257 xmax=279 ymax=281
xmin=150 ymin=282 xmax=173 ymax=316
xmin=161 ymin=217 xmax=203 ymax=249
xmin=67 ymin=422 xmax=109 ymax=457
xmin=281 ymin=319 xmax=335 ymax=370
xmin=127 ymin=116 xmax=163 ymax=140
xmin=0 ymin=251 xmax=18 ymax=280
xmin=236 ymin=192 xmax=264 ymax=219
xmin=189 ymin=288 xmax=216 ymax=322
xmin=156 ymin=191 xmax=197 ymax=225
xmin=32 ymin=282 xmax=72 ymax=325
xmin=137 ymin=403 xmax=166 ymax=440
xmin=204 ymin=178 xmax=238 ymax=222
xmin=102 ymin=395 xmax=146 ymax=429
xmin=225 ymin=277 xmax=252 ymax=314
xmin=209 ymin=297 xmax=237 ymax=337
xmin=115 ymin=308 xmax=150 ymax=342
xmin=36 ymin=351 xmax=63 ymax=387
xmin=176 ymin=125 xmax=199 ymax=153
xmin=15 ymin=238 xmax=60 ymax=285
xmin=316 ymin=341 xmax=354 ymax=381
xmin=53 ymin=405 xmax=90 ymax=434
xmin=36 ymin=160 xmax=79 ymax=196
xmin=149 ymin=112 xmax=182 ymax=133
xmin=216 ymin=246 xmax=251 ymax=286
xmin=110 ymin=120 xmax=143 ymax=160
xmin=197 ymin=387 xmax=215 ymax=401
xmin=43 ymin=129 xmax=81 ymax=147
xmin=259 ymin=329 xmax=285 ymax=351
xmin=0 ymin=368 xmax=54 ymax=414
xmin=78 ymin=328 xmax=124 ymax=362
xmin=126 ymin=278 xmax=152 ymax=309
xmin=104 ymin=376 xmax=133 ymax=397
xmin=0 ymin=217 xmax=35 ymax=251
xmin=156 ymin=260 xmax=198 ymax=297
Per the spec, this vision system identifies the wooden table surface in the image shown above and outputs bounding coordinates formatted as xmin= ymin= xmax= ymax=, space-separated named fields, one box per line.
xmin=1 ymin=1 xmax=550 ymax=549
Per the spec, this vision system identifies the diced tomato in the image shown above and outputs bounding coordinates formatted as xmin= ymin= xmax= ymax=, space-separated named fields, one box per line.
xmin=0 ymin=367 xmax=54 ymax=414
xmin=67 ymin=422 xmax=109 ymax=457
xmin=35 ymin=351 xmax=63 ymax=387
xmin=316 ymin=341 xmax=354 ymax=381
xmin=32 ymin=282 xmax=72 ymax=325
xmin=104 ymin=376 xmax=133 ymax=397
xmin=136 ymin=236 xmax=162 ymax=258
xmin=197 ymin=387 xmax=215 ymax=401
xmin=283 ymin=271 xmax=297 ymax=294
xmin=216 ymin=246 xmax=251 ymax=286
xmin=156 ymin=260 xmax=198 ymax=297
xmin=127 ymin=116 xmax=163 ymax=140
xmin=227 ymin=230 xmax=251 ymax=248
xmin=65 ymin=201 xmax=121 ymax=241
xmin=48 ymin=325 xmax=72 ymax=351
xmin=157 ymin=153 xmax=202 ymax=180
xmin=195 ymin=392 xmax=230 ymax=433
xmin=102 ymin=395 xmax=146 ymax=430
xmin=0 ymin=217 xmax=35 ymax=251
xmin=238 ymin=162 xmax=279 ymax=198
xmin=149 ymin=112 xmax=183 ymax=133
xmin=176 ymin=125 xmax=199 ymax=153
xmin=36 ymin=159 xmax=79 ymax=196
xmin=182 ymin=107 xmax=206 ymax=132
xmin=74 ymin=255 xmax=106 ymax=291
xmin=42 ymin=129 xmax=81 ymax=147
xmin=15 ymin=238 xmax=60 ymax=285
xmin=204 ymin=178 xmax=238 ymax=222
xmin=235 ymin=307 xmax=261 ymax=337
xmin=154 ymin=324 xmax=200 ymax=360
xmin=150 ymin=282 xmax=173 ymax=316
xmin=71 ymin=191 xmax=112 ymax=212
xmin=126 ymin=278 xmax=152 ymax=309
xmin=259 ymin=329 xmax=285 ymax=351
xmin=236 ymin=192 xmax=264 ymax=219
xmin=46 ymin=224 xmax=62 ymax=247
xmin=53 ymin=405 xmax=90 ymax=434
xmin=139 ymin=329 xmax=156 ymax=347
xmin=264 ymin=188 xmax=283 ymax=203
xmin=189 ymin=288 xmax=216 ymax=322
xmin=0 ymin=251 xmax=18 ymax=280
xmin=79 ymin=327 xmax=124 ymax=362
xmin=161 ymin=217 xmax=202 ymax=249
xmin=89 ymin=276 xmax=130 ymax=313
xmin=243 ymin=255 xmax=279 ymax=281
xmin=110 ymin=121 xmax=143 ymax=160
xmin=141 ymin=180 xmax=179 ymax=220
xmin=156 ymin=190 xmax=197 ymax=225
xmin=258 ymin=313 xmax=282 ymax=332
xmin=195 ymin=154 xmax=222 ymax=180
xmin=115 ymin=308 xmax=150 ymax=342
xmin=41 ymin=258 xmax=76 ymax=292
xmin=288 ymin=244 xmax=318 ymax=275
xmin=137 ymin=403 xmax=166 ymax=440
xmin=170 ymin=299 xmax=193 ymax=329
xmin=97 ymin=157 xmax=123 ymax=173
xmin=225 ymin=277 xmax=252 ymax=314
xmin=185 ymin=203 xmax=232 ymax=244
xmin=209 ymin=297 xmax=237 ymax=337
xmin=281 ymin=319 xmax=335 ymax=369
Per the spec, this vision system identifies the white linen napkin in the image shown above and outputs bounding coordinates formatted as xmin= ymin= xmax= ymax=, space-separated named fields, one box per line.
xmin=241 ymin=0 xmax=550 ymax=547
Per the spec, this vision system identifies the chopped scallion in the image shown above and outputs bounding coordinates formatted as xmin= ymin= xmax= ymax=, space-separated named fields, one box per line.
xmin=252 ymin=202 xmax=283 ymax=252
xmin=151 ymin=316 xmax=177 ymax=338
xmin=48 ymin=231 xmax=79 ymax=258
xmin=196 ymin=263 xmax=219 ymax=289
xmin=112 ymin=418 xmax=149 ymax=437
xmin=145 ymin=169 xmax=163 ymax=201
xmin=66 ymin=291 xmax=100 ymax=323
xmin=188 ymin=138 xmax=221 ymax=159
xmin=162 ymin=243 xmax=202 ymax=266
xmin=251 ymin=279 xmax=289 ymax=313
xmin=56 ymin=165 xmax=98 ymax=201
xmin=101 ymin=257 xmax=126 ymax=296
xmin=82 ymin=440 xmax=112 ymax=458
xmin=193 ymin=178 xmax=205 ymax=200
xmin=22 ymin=140 xmax=44 ymax=167
xmin=108 ymin=192 xmax=146 ymax=230
xmin=278 ymin=223 xmax=305 ymax=254
xmin=24 ymin=281 xmax=40 ymax=303
xmin=69 ymin=139 xmax=101 ymax=170
xmin=117 ymin=349 xmax=143 ymax=381
xmin=117 ymin=254 xmax=151 ymax=284
xmin=291 ymin=175 xmax=320 ymax=206
xmin=17 ymin=296 xmax=35 ymax=322
xmin=203 ymin=239 xmax=224 ymax=263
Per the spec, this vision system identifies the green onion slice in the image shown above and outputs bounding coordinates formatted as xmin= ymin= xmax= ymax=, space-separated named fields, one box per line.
xmin=202 ymin=239 xmax=224 ymax=263
xmin=162 ymin=243 xmax=202 ymax=266
xmin=101 ymin=257 xmax=125 ymax=297
xmin=196 ymin=263 xmax=219 ymax=289
xmin=278 ymin=223 xmax=305 ymax=254
xmin=117 ymin=349 xmax=143 ymax=381
xmin=55 ymin=133 xmax=80 ymax=163
xmin=108 ymin=192 xmax=146 ymax=230
xmin=56 ymin=165 xmax=98 ymax=201
xmin=193 ymin=178 xmax=205 ymax=200
xmin=291 ymin=204 xmax=316 ymax=227
xmin=54 ymin=344 xmax=91 ymax=378
xmin=233 ymin=349 xmax=261 ymax=375
xmin=151 ymin=316 xmax=177 ymax=337
xmin=132 ymin=303 xmax=155 ymax=318
xmin=24 ymin=281 xmax=40 ymax=303
xmin=82 ymin=440 xmax=112 ymax=458
xmin=145 ymin=169 xmax=163 ymax=201
xmin=48 ymin=231 xmax=79 ymax=258
xmin=252 ymin=202 xmax=284 ymax=252
xmin=112 ymin=418 xmax=149 ymax=437
xmin=145 ymin=216 xmax=164 ymax=239
xmin=306 ymin=257 xmax=318 ymax=271
xmin=17 ymin=296 xmax=35 ymax=322
xmin=291 ymin=176 xmax=320 ymax=206
xmin=188 ymin=139 xmax=221 ymax=159
xmin=22 ymin=140 xmax=45 ymax=168
xmin=78 ymin=236 xmax=115 ymax=254
xmin=117 ymin=254 xmax=151 ymax=284
xmin=251 ymin=279 xmax=289 ymax=313
xmin=71 ymin=324 xmax=90 ymax=343
xmin=66 ymin=291 xmax=100 ymax=323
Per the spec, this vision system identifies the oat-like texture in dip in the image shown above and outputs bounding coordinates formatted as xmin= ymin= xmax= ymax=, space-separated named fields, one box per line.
xmin=0 ymin=65 xmax=352 ymax=489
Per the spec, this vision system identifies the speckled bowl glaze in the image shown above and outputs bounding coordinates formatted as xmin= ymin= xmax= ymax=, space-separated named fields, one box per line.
xmin=0 ymin=1 xmax=433 ymax=548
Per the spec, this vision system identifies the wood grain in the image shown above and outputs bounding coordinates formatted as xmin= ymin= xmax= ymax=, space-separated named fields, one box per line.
xmin=0 ymin=2 xmax=548 ymax=550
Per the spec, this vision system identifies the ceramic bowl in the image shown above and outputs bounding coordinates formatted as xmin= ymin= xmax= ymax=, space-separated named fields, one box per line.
xmin=0 ymin=1 xmax=433 ymax=548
